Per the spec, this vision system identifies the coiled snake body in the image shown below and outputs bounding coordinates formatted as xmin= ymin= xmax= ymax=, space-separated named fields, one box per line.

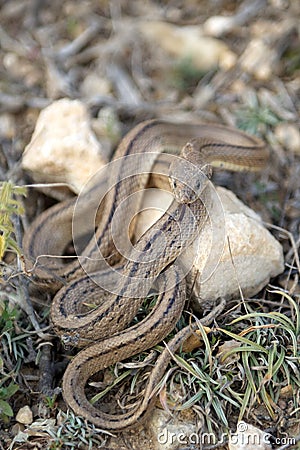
xmin=23 ymin=120 xmax=268 ymax=430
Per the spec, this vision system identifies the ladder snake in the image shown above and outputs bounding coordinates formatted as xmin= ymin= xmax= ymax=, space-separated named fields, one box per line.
xmin=23 ymin=119 xmax=268 ymax=430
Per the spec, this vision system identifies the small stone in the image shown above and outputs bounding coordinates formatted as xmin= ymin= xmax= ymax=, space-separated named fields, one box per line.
xmin=229 ymin=422 xmax=272 ymax=450
xmin=45 ymin=59 xmax=72 ymax=99
xmin=217 ymin=339 xmax=241 ymax=364
xmin=16 ymin=405 xmax=33 ymax=425
xmin=3 ymin=52 xmax=20 ymax=78
xmin=139 ymin=21 xmax=237 ymax=72
xmin=11 ymin=422 xmax=24 ymax=436
xmin=203 ymin=16 xmax=236 ymax=37
xmin=275 ymin=123 xmax=300 ymax=154
xmin=240 ymin=39 xmax=276 ymax=81
xmin=0 ymin=113 xmax=16 ymax=139
xmin=80 ymin=72 xmax=112 ymax=99
xmin=22 ymin=98 xmax=107 ymax=193
xmin=280 ymin=384 xmax=293 ymax=398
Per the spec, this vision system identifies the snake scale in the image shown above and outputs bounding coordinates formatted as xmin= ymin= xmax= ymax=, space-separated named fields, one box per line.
xmin=23 ymin=119 xmax=268 ymax=430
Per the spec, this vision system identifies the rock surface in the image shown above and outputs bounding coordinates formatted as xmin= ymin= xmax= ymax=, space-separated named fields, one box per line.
xmin=148 ymin=408 xmax=198 ymax=450
xmin=16 ymin=405 xmax=33 ymax=425
xmin=229 ymin=422 xmax=272 ymax=450
xmin=135 ymin=186 xmax=284 ymax=304
xmin=22 ymin=99 xmax=107 ymax=193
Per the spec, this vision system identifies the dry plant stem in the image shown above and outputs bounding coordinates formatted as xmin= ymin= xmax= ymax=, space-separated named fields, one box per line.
xmin=0 ymin=25 xmax=27 ymax=56
xmin=87 ymin=94 xmax=172 ymax=116
xmin=0 ymin=165 xmax=6 ymax=180
xmin=285 ymin=233 xmax=300 ymax=269
xmin=266 ymin=222 xmax=300 ymax=275
xmin=2 ymin=340 xmax=14 ymax=372
xmin=10 ymin=212 xmax=51 ymax=340
xmin=18 ymin=278 xmax=51 ymax=341
xmin=57 ymin=20 xmax=104 ymax=60
xmin=273 ymin=78 xmax=299 ymax=115
xmin=0 ymin=93 xmax=50 ymax=113
xmin=107 ymin=63 xmax=143 ymax=106
xmin=39 ymin=343 xmax=55 ymax=396
xmin=234 ymin=0 xmax=267 ymax=26
xmin=64 ymin=35 xmax=127 ymax=69
xmin=258 ymin=88 xmax=297 ymax=121
xmin=30 ymin=0 xmax=44 ymax=26
xmin=43 ymin=53 xmax=74 ymax=97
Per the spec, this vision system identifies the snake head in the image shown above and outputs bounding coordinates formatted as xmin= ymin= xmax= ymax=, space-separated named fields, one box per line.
xmin=169 ymin=142 xmax=212 ymax=204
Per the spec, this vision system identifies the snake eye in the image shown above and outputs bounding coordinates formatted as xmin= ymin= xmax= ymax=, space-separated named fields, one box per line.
xmin=171 ymin=178 xmax=177 ymax=189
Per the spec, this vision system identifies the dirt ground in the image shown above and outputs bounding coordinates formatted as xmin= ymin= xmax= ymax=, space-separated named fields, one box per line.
xmin=0 ymin=1 xmax=299 ymax=449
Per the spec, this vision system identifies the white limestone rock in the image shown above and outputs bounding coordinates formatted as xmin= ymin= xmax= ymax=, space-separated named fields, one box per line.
xmin=16 ymin=405 xmax=33 ymax=425
xmin=22 ymin=98 xmax=107 ymax=193
xmin=229 ymin=422 xmax=272 ymax=450
xmin=149 ymin=408 xmax=198 ymax=450
xmin=135 ymin=186 xmax=284 ymax=303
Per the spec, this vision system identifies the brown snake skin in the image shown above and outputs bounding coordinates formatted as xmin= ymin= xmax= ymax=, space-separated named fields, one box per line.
xmin=23 ymin=120 xmax=268 ymax=430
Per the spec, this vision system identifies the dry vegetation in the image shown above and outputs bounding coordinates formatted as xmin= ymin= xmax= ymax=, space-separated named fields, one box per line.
xmin=0 ymin=1 xmax=299 ymax=449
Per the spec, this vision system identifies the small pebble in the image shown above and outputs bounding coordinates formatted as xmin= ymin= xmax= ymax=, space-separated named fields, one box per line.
xmin=275 ymin=123 xmax=300 ymax=154
xmin=0 ymin=113 xmax=16 ymax=139
xmin=16 ymin=405 xmax=33 ymax=425
xmin=229 ymin=422 xmax=272 ymax=450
